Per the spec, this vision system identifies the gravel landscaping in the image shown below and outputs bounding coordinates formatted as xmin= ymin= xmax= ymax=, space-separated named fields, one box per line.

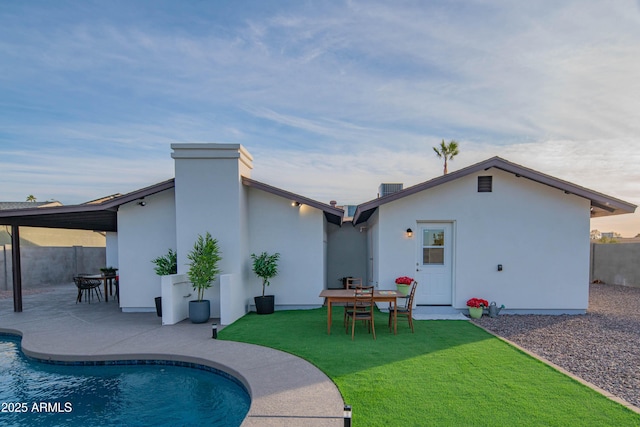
xmin=473 ymin=283 xmax=640 ymax=410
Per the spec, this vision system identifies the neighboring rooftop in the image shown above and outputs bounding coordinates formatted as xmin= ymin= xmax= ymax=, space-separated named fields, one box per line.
xmin=0 ymin=201 xmax=62 ymax=210
xmin=83 ymin=194 xmax=122 ymax=205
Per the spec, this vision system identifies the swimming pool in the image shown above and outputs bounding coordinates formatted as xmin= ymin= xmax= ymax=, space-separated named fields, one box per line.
xmin=0 ymin=334 xmax=250 ymax=426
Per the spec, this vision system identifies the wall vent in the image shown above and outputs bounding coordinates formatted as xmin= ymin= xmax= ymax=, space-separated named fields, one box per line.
xmin=478 ymin=176 xmax=493 ymax=192
xmin=378 ymin=183 xmax=403 ymax=197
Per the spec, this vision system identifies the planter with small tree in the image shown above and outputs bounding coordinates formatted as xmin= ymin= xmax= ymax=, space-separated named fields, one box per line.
xmin=251 ymin=251 xmax=280 ymax=315
xmin=151 ymin=248 xmax=177 ymax=317
xmin=187 ymin=233 xmax=222 ymax=323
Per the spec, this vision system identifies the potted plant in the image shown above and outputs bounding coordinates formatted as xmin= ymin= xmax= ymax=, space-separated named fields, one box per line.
xmin=395 ymin=276 xmax=414 ymax=295
xmin=187 ymin=233 xmax=222 ymax=323
xmin=251 ymin=251 xmax=280 ymax=315
xmin=466 ymin=297 xmax=489 ymax=319
xmin=151 ymin=248 xmax=177 ymax=317
xmin=100 ymin=266 xmax=118 ymax=276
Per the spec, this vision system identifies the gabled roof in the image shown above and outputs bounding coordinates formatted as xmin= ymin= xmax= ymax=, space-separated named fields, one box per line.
xmin=3 ymin=156 xmax=633 ymax=231
xmin=0 ymin=175 xmax=345 ymax=230
xmin=353 ymin=156 xmax=637 ymax=225
xmin=242 ymin=176 xmax=344 ymax=226
xmin=0 ymin=179 xmax=175 ymax=231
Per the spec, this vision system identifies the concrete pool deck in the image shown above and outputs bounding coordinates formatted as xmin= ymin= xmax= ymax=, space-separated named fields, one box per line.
xmin=0 ymin=284 xmax=345 ymax=426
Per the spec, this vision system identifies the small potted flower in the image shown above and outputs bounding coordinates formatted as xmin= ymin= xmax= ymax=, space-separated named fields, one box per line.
xmin=395 ymin=276 xmax=414 ymax=296
xmin=466 ymin=298 xmax=489 ymax=319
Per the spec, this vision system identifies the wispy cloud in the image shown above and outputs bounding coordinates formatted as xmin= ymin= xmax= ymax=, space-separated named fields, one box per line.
xmin=0 ymin=0 xmax=638 ymax=233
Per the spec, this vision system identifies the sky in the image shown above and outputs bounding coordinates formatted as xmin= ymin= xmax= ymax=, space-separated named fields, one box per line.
xmin=1 ymin=0 xmax=639 ymax=236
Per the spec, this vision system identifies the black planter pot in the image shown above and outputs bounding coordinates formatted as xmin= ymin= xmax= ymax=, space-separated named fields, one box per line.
xmin=254 ymin=295 xmax=274 ymax=315
xmin=154 ymin=297 xmax=162 ymax=317
xmin=189 ymin=300 xmax=211 ymax=323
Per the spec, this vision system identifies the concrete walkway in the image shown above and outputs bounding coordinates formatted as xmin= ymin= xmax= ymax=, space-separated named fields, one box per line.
xmin=0 ymin=284 xmax=345 ymax=426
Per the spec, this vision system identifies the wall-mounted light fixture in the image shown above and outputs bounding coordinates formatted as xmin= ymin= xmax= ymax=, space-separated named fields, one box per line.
xmin=291 ymin=201 xmax=301 ymax=207
xmin=406 ymin=228 xmax=413 ymax=238
xmin=137 ymin=200 xmax=146 ymax=207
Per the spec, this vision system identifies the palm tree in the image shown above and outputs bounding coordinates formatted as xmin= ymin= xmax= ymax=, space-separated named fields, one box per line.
xmin=433 ymin=140 xmax=459 ymax=175
xmin=26 ymin=195 xmax=37 ymax=202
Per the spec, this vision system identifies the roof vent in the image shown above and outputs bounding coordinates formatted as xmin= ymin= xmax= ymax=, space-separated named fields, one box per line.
xmin=378 ymin=183 xmax=403 ymax=198
xmin=478 ymin=176 xmax=493 ymax=192
xmin=329 ymin=200 xmax=337 ymax=207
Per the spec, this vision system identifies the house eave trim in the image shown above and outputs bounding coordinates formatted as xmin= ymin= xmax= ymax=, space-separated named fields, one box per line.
xmin=352 ymin=156 xmax=636 ymax=225
xmin=242 ymin=176 xmax=343 ymax=225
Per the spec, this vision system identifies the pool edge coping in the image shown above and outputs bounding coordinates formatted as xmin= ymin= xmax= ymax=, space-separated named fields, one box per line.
xmin=0 ymin=325 xmax=346 ymax=427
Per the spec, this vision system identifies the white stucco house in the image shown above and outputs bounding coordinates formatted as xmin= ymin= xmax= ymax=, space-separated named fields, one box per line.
xmin=351 ymin=157 xmax=638 ymax=314
xmin=1 ymin=143 xmax=635 ymax=323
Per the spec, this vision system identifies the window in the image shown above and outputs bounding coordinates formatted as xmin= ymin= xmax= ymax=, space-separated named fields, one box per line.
xmin=478 ymin=176 xmax=492 ymax=192
xmin=422 ymin=229 xmax=444 ymax=265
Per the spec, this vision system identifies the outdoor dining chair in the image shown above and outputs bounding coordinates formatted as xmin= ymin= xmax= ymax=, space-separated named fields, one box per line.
xmin=345 ymin=285 xmax=376 ymax=340
xmin=345 ymin=277 xmax=362 ymax=289
xmin=343 ymin=278 xmax=364 ymax=326
xmin=73 ymin=276 xmax=103 ymax=304
xmin=388 ymin=281 xmax=417 ymax=333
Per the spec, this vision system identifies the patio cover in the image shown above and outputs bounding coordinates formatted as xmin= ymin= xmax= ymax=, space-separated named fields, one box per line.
xmin=0 ymin=176 xmax=343 ymax=312
xmin=0 ymin=179 xmax=175 ymax=312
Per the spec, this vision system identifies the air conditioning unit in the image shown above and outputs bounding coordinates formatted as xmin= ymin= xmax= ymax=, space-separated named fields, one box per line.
xmin=378 ymin=183 xmax=403 ymax=197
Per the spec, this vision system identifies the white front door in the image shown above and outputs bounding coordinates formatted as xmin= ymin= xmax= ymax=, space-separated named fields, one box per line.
xmin=415 ymin=223 xmax=453 ymax=305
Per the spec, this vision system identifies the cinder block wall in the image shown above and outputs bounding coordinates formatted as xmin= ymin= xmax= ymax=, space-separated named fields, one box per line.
xmin=0 ymin=246 xmax=106 ymax=290
xmin=590 ymin=243 xmax=640 ymax=288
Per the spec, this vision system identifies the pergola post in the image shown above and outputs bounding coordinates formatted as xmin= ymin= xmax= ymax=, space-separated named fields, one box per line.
xmin=11 ymin=223 xmax=22 ymax=312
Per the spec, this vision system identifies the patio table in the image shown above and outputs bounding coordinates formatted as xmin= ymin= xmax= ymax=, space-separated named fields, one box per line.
xmin=83 ymin=274 xmax=117 ymax=302
xmin=319 ymin=289 xmax=404 ymax=335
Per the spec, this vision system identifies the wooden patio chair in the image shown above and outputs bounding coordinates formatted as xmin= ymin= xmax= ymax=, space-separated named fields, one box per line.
xmin=343 ymin=278 xmax=364 ymax=326
xmin=345 ymin=285 xmax=376 ymax=340
xmin=389 ymin=281 xmax=417 ymax=333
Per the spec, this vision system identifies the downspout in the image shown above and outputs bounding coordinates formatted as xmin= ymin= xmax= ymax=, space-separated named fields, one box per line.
xmin=2 ymin=244 xmax=6 ymax=291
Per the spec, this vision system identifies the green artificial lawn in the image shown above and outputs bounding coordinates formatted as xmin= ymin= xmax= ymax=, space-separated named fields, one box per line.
xmin=219 ymin=308 xmax=640 ymax=426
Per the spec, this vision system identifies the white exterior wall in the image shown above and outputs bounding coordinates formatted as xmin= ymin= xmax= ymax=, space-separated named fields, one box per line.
xmin=105 ymin=232 xmax=118 ymax=269
xmin=247 ymin=188 xmax=325 ymax=307
xmin=326 ymin=222 xmax=368 ymax=289
xmin=117 ymin=188 xmax=176 ymax=311
xmin=367 ymin=210 xmax=380 ymax=288
xmin=374 ymin=169 xmax=591 ymax=311
xmin=172 ymin=144 xmax=253 ymax=318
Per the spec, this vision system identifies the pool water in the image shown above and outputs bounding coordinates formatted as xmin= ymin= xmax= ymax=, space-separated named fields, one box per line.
xmin=0 ymin=335 xmax=250 ymax=426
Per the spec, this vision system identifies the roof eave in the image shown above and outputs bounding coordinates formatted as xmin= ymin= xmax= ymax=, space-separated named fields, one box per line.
xmin=242 ymin=176 xmax=344 ymax=226
xmin=0 ymin=178 xmax=176 ymax=231
xmin=352 ymin=156 xmax=636 ymax=225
